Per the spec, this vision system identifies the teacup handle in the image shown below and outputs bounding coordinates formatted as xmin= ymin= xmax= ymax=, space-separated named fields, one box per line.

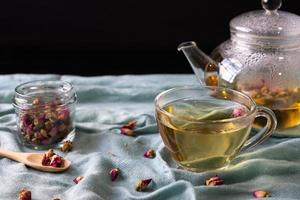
xmin=241 ymin=106 xmax=277 ymax=151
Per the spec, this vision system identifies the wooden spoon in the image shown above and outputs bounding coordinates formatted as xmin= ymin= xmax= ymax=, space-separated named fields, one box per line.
xmin=0 ymin=148 xmax=71 ymax=172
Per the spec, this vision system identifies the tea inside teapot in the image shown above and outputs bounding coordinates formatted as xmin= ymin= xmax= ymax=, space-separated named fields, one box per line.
xmin=240 ymin=82 xmax=300 ymax=129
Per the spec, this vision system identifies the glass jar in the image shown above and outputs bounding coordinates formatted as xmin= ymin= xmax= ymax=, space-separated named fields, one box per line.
xmin=12 ymin=80 xmax=77 ymax=149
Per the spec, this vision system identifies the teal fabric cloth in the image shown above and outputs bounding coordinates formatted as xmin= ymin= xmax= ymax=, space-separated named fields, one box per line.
xmin=0 ymin=74 xmax=300 ymax=200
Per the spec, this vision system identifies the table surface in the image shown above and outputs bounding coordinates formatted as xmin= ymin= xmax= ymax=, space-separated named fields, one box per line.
xmin=0 ymin=74 xmax=299 ymax=200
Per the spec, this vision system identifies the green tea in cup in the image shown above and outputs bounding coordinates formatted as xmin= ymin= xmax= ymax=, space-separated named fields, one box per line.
xmin=155 ymin=86 xmax=277 ymax=172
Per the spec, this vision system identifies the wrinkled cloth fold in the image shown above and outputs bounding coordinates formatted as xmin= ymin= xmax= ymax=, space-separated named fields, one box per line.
xmin=0 ymin=74 xmax=299 ymax=200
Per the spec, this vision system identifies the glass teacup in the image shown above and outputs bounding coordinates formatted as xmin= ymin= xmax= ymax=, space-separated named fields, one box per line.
xmin=155 ymin=86 xmax=277 ymax=172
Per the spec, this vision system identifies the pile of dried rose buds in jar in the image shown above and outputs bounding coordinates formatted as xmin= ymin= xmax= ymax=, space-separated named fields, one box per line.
xmin=13 ymin=81 xmax=77 ymax=149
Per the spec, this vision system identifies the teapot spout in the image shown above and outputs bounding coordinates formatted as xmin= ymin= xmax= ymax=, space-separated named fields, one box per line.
xmin=178 ymin=41 xmax=219 ymax=86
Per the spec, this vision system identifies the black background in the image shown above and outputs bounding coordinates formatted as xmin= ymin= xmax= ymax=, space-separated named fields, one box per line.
xmin=0 ymin=0 xmax=299 ymax=75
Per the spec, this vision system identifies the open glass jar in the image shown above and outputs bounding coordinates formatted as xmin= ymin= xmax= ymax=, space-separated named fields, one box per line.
xmin=12 ymin=80 xmax=77 ymax=149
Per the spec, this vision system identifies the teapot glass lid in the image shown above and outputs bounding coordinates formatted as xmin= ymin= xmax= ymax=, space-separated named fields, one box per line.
xmin=230 ymin=0 xmax=300 ymax=39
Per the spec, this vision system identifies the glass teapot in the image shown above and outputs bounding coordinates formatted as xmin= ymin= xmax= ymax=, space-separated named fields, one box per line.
xmin=178 ymin=0 xmax=300 ymax=130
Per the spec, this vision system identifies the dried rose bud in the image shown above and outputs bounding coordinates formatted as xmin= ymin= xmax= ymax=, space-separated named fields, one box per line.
xmin=40 ymin=129 xmax=48 ymax=138
xmin=60 ymin=140 xmax=73 ymax=152
xmin=73 ymin=176 xmax=84 ymax=184
xmin=120 ymin=121 xmax=136 ymax=136
xmin=46 ymin=149 xmax=55 ymax=157
xmin=205 ymin=176 xmax=224 ymax=186
xmin=45 ymin=120 xmax=52 ymax=130
xmin=45 ymin=112 xmax=52 ymax=120
xmin=110 ymin=168 xmax=120 ymax=181
xmin=25 ymin=124 xmax=34 ymax=136
xmin=32 ymin=97 xmax=42 ymax=105
xmin=34 ymin=132 xmax=43 ymax=140
xmin=18 ymin=189 xmax=31 ymax=200
xmin=232 ymin=107 xmax=246 ymax=118
xmin=253 ymin=191 xmax=270 ymax=198
xmin=48 ymin=127 xmax=58 ymax=137
xmin=38 ymin=113 xmax=46 ymax=122
xmin=120 ymin=128 xmax=134 ymax=136
xmin=144 ymin=149 xmax=156 ymax=158
xmin=42 ymin=154 xmax=51 ymax=166
xmin=33 ymin=118 xmax=39 ymax=126
xmin=50 ymin=155 xmax=64 ymax=168
xmin=20 ymin=114 xmax=32 ymax=128
xmin=58 ymin=109 xmax=70 ymax=122
xmin=135 ymin=179 xmax=152 ymax=192
xmin=42 ymin=149 xmax=55 ymax=166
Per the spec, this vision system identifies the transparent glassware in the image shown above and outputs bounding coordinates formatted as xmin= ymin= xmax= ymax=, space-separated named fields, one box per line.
xmin=178 ymin=0 xmax=300 ymax=130
xmin=155 ymin=86 xmax=277 ymax=172
xmin=12 ymin=80 xmax=77 ymax=149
